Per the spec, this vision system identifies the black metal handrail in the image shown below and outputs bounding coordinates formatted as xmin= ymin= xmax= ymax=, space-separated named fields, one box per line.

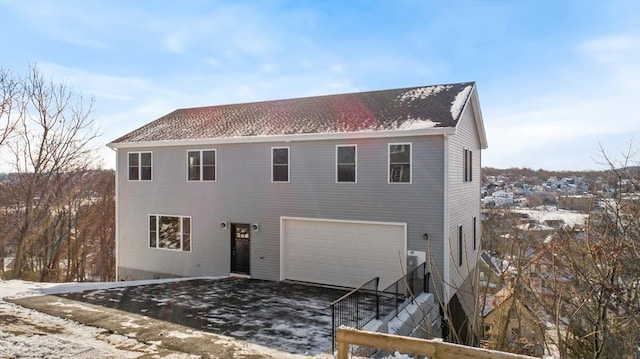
xmin=379 ymin=262 xmax=430 ymax=319
xmin=328 ymin=262 xmax=431 ymax=353
xmin=330 ymin=276 xmax=379 ymax=353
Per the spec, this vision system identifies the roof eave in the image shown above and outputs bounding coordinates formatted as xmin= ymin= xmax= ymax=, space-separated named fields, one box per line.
xmin=471 ymin=87 xmax=489 ymax=150
xmin=106 ymin=127 xmax=456 ymax=149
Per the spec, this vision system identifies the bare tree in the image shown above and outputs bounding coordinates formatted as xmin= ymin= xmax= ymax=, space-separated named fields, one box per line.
xmin=5 ymin=65 xmax=101 ymax=280
xmin=480 ymin=144 xmax=640 ymax=358
xmin=478 ymin=208 xmax=547 ymax=356
xmin=0 ymin=67 xmax=18 ymax=146
xmin=534 ymin=144 xmax=640 ymax=359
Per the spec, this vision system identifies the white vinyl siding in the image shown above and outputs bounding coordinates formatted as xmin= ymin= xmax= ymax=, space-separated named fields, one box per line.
xmin=116 ymin=135 xmax=445 ymax=284
xmin=447 ymin=95 xmax=482 ymax=300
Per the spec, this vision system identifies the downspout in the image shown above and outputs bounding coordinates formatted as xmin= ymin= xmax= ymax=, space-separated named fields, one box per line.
xmin=108 ymin=145 xmax=119 ymax=281
xmin=443 ymin=134 xmax=450 ymax=301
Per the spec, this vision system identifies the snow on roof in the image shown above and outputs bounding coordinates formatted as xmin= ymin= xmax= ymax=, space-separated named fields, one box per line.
xmin=450 ymin=85 xmax=473 ymax=120
xmin=396 ymin=85 xmax=452 ymax=102
xmin=109 ymin=82 xmax=475 ymax=145
xmin=482 ymin=287 xmax=514 ymax=317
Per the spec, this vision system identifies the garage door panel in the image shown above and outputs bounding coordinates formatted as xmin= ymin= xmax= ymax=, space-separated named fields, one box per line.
xmin=282 ymin=218 xmax=406 ymax=289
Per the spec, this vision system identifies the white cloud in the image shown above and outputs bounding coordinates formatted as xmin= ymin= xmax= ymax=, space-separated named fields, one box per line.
xmin=165 ymin=30 xmax=191 ymax=54
xmin=261 ymin=64 xmax=277 ymax=73
xmin=483 ymin=32 xmax=640 ymax=170
xmin=2 ymin=1 xmax=132 ymax=50
xmin=579 ymin=34 xmax=640 ymax=65
xmin=331 ymin=64 xmax=344 ymax=73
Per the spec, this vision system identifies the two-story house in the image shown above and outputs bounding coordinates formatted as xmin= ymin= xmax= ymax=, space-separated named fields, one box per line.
xmin=107 ymin=82 xmax=487 ymax=327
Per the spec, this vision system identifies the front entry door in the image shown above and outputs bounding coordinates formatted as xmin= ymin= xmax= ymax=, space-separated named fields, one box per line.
xmin=231 ymin=223 xmax=250 ymax=275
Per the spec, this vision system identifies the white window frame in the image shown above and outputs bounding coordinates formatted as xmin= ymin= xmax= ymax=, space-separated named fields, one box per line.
xmin=464 ymin=148 xmax=473 ymax=183
xmin=271 ymin=146 xmax=290 ymax=183
xmin=148 ymin=214 xmax=192 ymax=252
xmin=127 ymin=151 xmax=152 ymax=181
xmin=469 ymin=149 xmax=473 ymax=181
xmin=336 ymin=144 xmax=357 ymax=183
xmin=473 ymin=216 xmax=477 ymax=251
xmin=187 ymin=149 xmax=217 ymax=182
xmin=388 ymin=142 xmax=412 ymax=184
xmin=458 ymin=224 xmax=463 ymax=267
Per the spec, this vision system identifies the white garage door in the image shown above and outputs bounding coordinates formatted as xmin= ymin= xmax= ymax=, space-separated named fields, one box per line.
xmin=281 ymin=217 xmax=406 ymax=289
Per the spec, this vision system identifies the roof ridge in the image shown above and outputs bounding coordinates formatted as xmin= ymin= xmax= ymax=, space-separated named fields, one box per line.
xmin=174 ymin=81 xmax=476 ymax=112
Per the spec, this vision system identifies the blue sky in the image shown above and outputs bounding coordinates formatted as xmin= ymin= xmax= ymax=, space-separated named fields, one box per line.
xmin=1 ymin=0 xmax=638 ymax=171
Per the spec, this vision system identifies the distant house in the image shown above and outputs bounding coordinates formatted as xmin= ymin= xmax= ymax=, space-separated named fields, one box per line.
xmin=482 ymin=190 xmax=514 ymax=207
xmin=108 ymin=82 xmax=487 ymax=327
xmin=481 ymin=287 xmax=544 ymax=356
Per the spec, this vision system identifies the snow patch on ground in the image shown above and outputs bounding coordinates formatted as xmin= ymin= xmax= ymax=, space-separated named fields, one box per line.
xmin=513 ymin=206 xmax=588 ymax=228
xmin=0 ymin=278 xmax=268 ymax=358
xmin=1 ymin=276 xmax=225 ymax=300
xmin=0 ymin=300 xmax=180 ymax=358
xmin=47 ymin=299 xmax=103 ymax=312
xmin=165 ymin=330 xmax=204 ymax=339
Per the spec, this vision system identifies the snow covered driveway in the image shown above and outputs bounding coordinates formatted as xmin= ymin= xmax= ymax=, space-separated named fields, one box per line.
xmin=1 ymin=278 xmax=347 ymax=358
xmin=51 ymin=278 xmax=347 ymax=355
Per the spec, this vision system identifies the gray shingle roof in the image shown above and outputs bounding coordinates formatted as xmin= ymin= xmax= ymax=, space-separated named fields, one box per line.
xmin=110 ymin=82 xmax=475 ymax=144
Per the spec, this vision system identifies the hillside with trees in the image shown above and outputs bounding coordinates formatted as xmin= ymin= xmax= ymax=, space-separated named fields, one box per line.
xmin=0 ymin=66 xmax=114 ymax=282
xmin=478 ymin=150 xmax=639 ymax=358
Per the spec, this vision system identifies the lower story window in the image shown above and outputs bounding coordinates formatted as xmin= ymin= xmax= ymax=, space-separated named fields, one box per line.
xmin=149 ymin=215 xmax=191 ymax=251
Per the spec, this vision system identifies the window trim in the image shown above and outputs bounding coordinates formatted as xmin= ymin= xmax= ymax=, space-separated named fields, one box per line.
xmin=388 ymin=142 xmax=412 ymax=184
xmin=127 ymin=151 xmax=153 ymax=181
xmin=469 ymin=150 xmax=473 ymax=181
xmin=271 ymin=146 xmax=290 ymax=183
xmin=336 ymin=144 xmax=357 ymax=183
xmin=148 ymin=214 xmax=192 ymax=252
xmin=458 ymin=224 xmax=463 ymax=267
xmin=473 ymin=216 xmax=477 ymax=250
xmin=463 ymin=148 xmax=468 ymax=182
xmin=186 ymin=149 xmax=217 ymax=182
xmin=464 ymin=148 xmax=473 ymax=183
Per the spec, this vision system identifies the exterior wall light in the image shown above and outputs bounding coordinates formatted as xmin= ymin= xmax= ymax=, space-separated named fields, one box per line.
xmin=251 ymin=223 xmax=259 ymax=232
xmin=423 ymin=233 xmax=429 ymax=241
xmin=220 ymin=221 xmax=228 ymax=229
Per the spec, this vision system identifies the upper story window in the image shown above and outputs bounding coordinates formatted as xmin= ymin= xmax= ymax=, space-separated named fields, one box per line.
xmin=389 ymin=143 xmax=411 ymax=183
xmin=128 ymin=152 xmax=152 ymax=181
xmin=464 ymin=148 xmax=473 ymax=182
xmin=187 ymin=150 xmax=216 ymax=181
xmin=272 ymin=147 xmax=289 ymax=182
xmin=149 ymin=214 xmax=191 ymax=252
xmin=336 ymin=145 xmax=357 ymax=183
